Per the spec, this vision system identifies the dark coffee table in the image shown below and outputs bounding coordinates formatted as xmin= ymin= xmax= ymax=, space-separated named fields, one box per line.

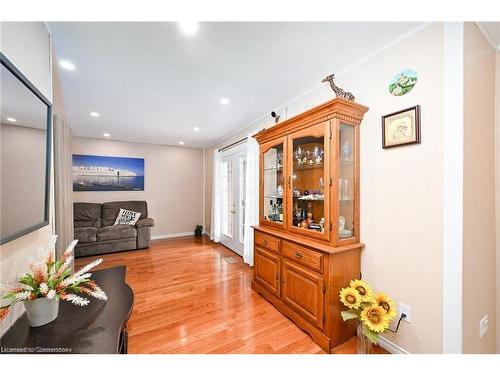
xmin=0 ymin=266 xmax=134 ymax=354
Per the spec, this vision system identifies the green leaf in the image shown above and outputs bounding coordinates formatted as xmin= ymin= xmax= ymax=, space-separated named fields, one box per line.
xmin=341 ymin=309 xmax=359 ymax=321
xmin=363 ymin=326 xmax=379 ymax=344
xmin=19 ymin=274 xmax=37 ymax=289
xmin=3 ymin=293 xmax=16 ymax=300
xmin=54 ymin=268 xmax=72 ymax=286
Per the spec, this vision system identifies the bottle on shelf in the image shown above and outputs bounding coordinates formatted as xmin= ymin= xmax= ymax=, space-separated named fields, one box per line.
xmin=268 ymin=199 xmax=274 ymax=221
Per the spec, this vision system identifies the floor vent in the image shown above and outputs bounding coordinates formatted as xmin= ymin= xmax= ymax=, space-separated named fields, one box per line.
xmin=224 ymin=256 xmax=238 ymax=264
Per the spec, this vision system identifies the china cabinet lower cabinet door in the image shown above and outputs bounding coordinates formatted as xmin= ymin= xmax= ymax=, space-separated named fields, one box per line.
xmin=281 ymin=259 xmax=324 ymax=329
xmin=254 ymin=247 xmax=281 ymax=297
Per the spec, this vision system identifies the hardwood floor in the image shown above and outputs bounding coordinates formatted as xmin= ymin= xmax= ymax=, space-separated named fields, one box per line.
xmin=75 ymin=236 xmax=382 ymax=354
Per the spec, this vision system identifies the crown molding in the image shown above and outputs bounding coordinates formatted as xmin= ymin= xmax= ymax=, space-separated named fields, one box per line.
xmin=475 ymin=22 xmax=499 ymax=51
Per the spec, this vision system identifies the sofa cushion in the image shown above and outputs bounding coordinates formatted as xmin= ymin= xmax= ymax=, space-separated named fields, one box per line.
xmin=74 ymin=227 xmax=98 ymax=243
xmin=97 ymin=225 xmax=137 ymax=242
xmin=74 ymin=203 xmax=102 ymax=228
xmin=102 ymin=201 xmax=148 ymax=227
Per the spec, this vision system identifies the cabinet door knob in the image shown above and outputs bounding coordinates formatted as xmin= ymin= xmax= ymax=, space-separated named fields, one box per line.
xmin=263 ymin=239 xmax=268 ymax=246
xmin=294 ymin=251 xmax=304 ymax=258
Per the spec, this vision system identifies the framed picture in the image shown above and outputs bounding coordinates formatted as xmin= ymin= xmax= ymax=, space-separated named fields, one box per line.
xmin=382 ymin=105 xmax=421 ymax=149
xmin=72 ymin=154 xmax=145 ymax=191
xmin=388 ymin=69 xmax=418 ymax=96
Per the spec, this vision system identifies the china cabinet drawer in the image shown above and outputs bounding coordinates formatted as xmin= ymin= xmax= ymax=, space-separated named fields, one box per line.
xmin=255 ymin=231 xmax=280 ymax=254
xmin=282 ymin=241 xmax=323 ymax=273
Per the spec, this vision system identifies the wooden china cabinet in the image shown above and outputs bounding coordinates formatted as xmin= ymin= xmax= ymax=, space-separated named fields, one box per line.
xmin=252 ymin=98 xmax=368 ymax=353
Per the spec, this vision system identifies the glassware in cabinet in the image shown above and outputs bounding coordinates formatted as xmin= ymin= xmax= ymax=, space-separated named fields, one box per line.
xmin=338 ymin=123 xmax=356 ymax=240
xmin=262 ymin=142 xmax=285 ymax=225
xmin=288 ymin=122 xmax=330 ymax=240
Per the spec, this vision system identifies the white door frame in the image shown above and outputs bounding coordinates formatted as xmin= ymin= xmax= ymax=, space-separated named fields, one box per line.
xmin=220 ymin=142 xmax=247 ymax=256
xmin=442 ymin=22 xmax=464 ymax=354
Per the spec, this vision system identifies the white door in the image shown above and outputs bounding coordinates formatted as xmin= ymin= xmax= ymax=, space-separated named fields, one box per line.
xmin=221 ymin=147 xmax=246 ymax=256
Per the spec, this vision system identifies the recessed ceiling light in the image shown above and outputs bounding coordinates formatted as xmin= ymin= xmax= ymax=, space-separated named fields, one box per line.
xmin=103 ymin=133 xmax=110 ymax=137
xmin=90 ymin=112 xmax=100 ymax=117
xmin=59 ymin=60 xmax=75 ymax=71
xmin=178 ymin=141 xmax=185 ymax=145
xmin=6 ymin=117 xmax=17 ymax=122
xmin=178 ymin=21 xmax=199 ymax=35
xmin=220 ymin=97 xmax=230 ymax=105
xmin=193 ymin=127 xmax=200 ymax=132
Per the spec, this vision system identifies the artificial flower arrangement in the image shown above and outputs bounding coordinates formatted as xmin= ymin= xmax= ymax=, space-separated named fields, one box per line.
xmin=0 ymin=239 xmax=107 ymax=321
xmin=339 ymin=279 xmax=397 ymax=344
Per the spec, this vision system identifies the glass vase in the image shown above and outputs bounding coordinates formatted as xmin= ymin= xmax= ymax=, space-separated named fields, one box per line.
xmin=356 ymin=321 xmax=374 ymax=354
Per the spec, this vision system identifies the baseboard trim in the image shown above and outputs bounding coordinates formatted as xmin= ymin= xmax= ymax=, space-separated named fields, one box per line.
xmin=378 ymin=335 xmax=410 ymax=354
xmin=151 ymin=232 xmax=194 ymax=240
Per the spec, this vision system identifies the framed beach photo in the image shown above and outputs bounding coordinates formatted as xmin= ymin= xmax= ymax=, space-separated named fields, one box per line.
xmin=382 ymin=105 xmax=421 ymax=149
xmin=72 ymin=154 xmax=145 ymax=191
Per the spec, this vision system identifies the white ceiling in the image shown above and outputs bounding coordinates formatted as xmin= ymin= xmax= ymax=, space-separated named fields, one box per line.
xmin=49 ymin=22 xmax=424 ymax=149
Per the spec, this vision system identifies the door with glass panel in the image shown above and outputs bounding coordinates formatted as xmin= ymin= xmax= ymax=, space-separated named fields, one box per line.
xmin=334 ymin=121 xmax=359 ymax=245
xmin=286 ymin=121 xmax=331 ymax=241
xmin=260 ymin=138 xmax=286 ymax=229
xmin=221 ymin=149 xmax=246 ymax=256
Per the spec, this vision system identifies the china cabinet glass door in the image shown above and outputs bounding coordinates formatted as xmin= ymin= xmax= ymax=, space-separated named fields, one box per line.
xmin=261 ymin=139 xmax=285 ymax=227
xmin=337 ymin=123 xmax=357 ymax=242
xmin=287 ymin=122 xmax=330 ymax=241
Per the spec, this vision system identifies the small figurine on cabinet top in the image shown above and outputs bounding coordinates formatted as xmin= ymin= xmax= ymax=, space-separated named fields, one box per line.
xmin=322 ymin=73 xmax=355 ymax=101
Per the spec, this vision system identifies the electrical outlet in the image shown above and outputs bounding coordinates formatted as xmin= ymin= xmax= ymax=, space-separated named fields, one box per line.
xmin=398 ymin=302 xmax=411 ymax=323
xmin=479 ymin=315 xmax=488 ymax=338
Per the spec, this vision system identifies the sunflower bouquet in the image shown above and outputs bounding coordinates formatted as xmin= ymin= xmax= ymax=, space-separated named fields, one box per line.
xmin=339 ymin=279 xmax=397 ymax=344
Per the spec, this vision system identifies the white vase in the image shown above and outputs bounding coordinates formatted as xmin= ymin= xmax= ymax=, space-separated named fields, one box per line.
xmin=23 ymin=297 xmax=59 ymax=327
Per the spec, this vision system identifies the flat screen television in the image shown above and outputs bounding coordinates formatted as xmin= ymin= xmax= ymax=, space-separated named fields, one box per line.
xmin=0 ymin=52 xmax=52 ymax=245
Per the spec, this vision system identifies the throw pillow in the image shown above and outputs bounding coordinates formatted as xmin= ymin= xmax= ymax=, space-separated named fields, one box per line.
xmin=114 ymin=208 xmax=142 ymax=226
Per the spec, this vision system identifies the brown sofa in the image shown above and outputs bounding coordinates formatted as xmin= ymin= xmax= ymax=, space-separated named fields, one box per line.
xmin=73 ymin=201 xmax=154 ymax=258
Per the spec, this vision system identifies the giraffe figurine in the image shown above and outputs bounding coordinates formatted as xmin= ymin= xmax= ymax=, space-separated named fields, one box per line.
xmin=322 ymin=74 xmax=355 ymax=101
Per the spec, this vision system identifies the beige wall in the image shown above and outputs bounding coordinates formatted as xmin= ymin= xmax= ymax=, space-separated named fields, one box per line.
xmin=495 ymin=50 xmax=500 ymax=353
xmin=462 ymin=23 xmax=497 ymax=354
xmin=0 ymin=22 xmax=54 ymax=337
xmin=205 ymin=23 xmax=445 ymax=353
xmin=72 ymin=137 xmax=204 ymax=237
